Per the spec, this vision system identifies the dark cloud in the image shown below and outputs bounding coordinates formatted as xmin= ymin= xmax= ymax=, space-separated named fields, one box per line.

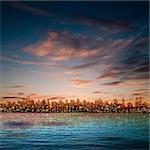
xmin=132 ymin=91 xmax=149 ymax=96
xmin=93 ymin=91 xmax=102 ymax=94
xmin=3 ymin=85 xmax=25 ymax=88
xmin=132 ymin=93 xmax=141 ymax=96
xmin=23 ymin=29 xmax=149 ymax=85
xmin=17 ymin=92 xmax=25 ymax=95
xmin=124 ymin=73 xmax=149 ymax=80
xmin=9 ymin=1 xmax=131 ymax=32
xmin=67 ymin=61 xmax=99 ymax=70
xmin=2 ymin=96 xmax=26 ymax=99
xmin=133 ymin=36 xmax=149 ymax=47
xmin=75 ymin=13 xmax=131 ymax=30
xmin=96 ymin=70 xmax=125 ymax=79
xmin=92 ymin=91 xmax=109 ymax=94
xmin=57 ymin=32 xmax=104 ymax=50
xmin=134 ymin=65 xmax=149 ymax=73
xmin=49 ymin=96 xmax=66 ymax=100
xmin=102 ymin=81 xmax=123 ymax=86
xmin=24 ymin=31 xmax=103 ymax=60
xmin=100 ymin=35 xmax=149 ymax=84
xmin=23 ymin=29 xmax=134 ymax=70
xmin=135 ymin=89 xmax=148 ymax=92
xmin=9 ymin=1 xmax=52 ymax=16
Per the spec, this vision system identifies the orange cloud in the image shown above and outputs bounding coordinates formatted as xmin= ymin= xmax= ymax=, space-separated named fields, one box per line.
xmin=23 ymin=31 xmax=134 ymax=69
xmin=23 ymin=31 xmax=101 ymax=61
xmin=70 ymin=78 xmax=93 ymax=86
xmin=64 ymin=71 xmax=80 ymax=75
xmin=24 ymin=40 xmax=54 ymax=57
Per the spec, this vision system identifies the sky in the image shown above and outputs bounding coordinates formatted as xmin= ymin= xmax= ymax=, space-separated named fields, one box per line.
xmin=0 ymin=1 xmax=149 ymax=102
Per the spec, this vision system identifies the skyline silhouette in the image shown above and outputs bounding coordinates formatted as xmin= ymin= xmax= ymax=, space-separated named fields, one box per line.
xmin=0 ymin=96 xmax=149 ymax=113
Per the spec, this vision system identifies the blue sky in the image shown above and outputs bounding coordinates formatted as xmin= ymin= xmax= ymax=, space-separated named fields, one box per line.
xmin=0 ymin=1 xmax=149 ymax=101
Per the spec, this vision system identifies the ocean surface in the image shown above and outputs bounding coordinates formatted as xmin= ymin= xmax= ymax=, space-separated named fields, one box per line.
xmin=0 ymin=113 xmax=149 ymax=150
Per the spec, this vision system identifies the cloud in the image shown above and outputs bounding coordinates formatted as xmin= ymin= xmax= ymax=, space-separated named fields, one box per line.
xmin=119 ymin=59 xmax=149 ymax=81
xmin=3 ymin=85 xmax=25 ymax=88
xmin=73 ymin=13 xmax=131 ymax=31
xmin=0 ymin=55 xmax=22 ymax=64
xmin=135 ymin=89 xmax=148 ymax=92
xmin=132 ymin=91 xmax=149 ymax=97
xmin=9 ymin=2 xmax=52 ymax=16
xmin=48 ymin=96 xmax=66 ymax=100
xmin=102 ymin=81 xmax=123 ymax=86
xmin=22 ymin=30 xmax=149 ymax=90
xmin=17 ymin=68 xmax=51 ymax=77
xmin=132 ymin=93 xmax=143 ymax=96
xmin=9 ymin=1 xmax=131 ymax=32
xmin=23 ymin=31 xmax=133 ymax=63
xmin=93 ymin=91 xmax=102 ymax=94
xmin=133 ymin=36 xmax=149 ymax=47
xmin=0 ymin=55 xmax=60 ymax=68
xmin=102 ymin=78 xmax=147 ymax=87
xmin=128 ymin=88 xmax=149 ymax=99
xmin=133 ymin=64 xmax=149 ymax=73
xmin=23 ymin=31 xmax=102 ymax=60
xmin=96 ymin=70 xmax=124 ymax=79
xmin=64 ymin=71 xmax=80 ymax=75
xmin=2 ymin=96 xmax=25 ymax=99
xmin=0 ymin=54 xmax=99 ymax=72
xmin=96 ymin=35 xmax=149 ymax=88
xmin=67 ymin=61 xmax=99 ymax=70
xmin=107 ymin=38 xmax=133 ymax=51
xmin=17 ymin=92 xmax=25 ymax=95
xmin=2 ymin=32 xmax=148 ymax=92
xmin=24 ymin=37 xmax=54 ymax=57
xmin=70 ymin=78 xmax=93 ymax=86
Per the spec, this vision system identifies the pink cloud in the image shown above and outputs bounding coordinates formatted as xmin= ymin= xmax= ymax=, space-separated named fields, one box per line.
xmin=70 ymin=78 xmax=93 ymax=86
xmin=23 ymin=31 xmax=102 ymax=60
xmin=23 ymin=31 xmax=133 ymax=64
xmin=64 ymin=71 xmax=80 ymax=75
xmin=24 ymin=40 xmax=54 ymax=57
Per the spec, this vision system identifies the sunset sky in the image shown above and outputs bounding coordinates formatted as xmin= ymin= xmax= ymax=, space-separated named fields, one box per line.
xmin=0 ymin=1 xmax=149 ymax=101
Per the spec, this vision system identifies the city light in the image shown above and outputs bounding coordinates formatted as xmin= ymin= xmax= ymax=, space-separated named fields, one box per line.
xmin=0 ymin=97 xmax=149 ymax=113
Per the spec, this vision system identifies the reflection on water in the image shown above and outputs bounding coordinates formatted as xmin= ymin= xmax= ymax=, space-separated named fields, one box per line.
xmin=0 ymin=113 xmax=149 ymax=150
xmin=3 ymin=121 xmax=33 ymax=129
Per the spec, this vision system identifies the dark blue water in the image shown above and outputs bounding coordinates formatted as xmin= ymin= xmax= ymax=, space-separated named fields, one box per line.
xmin=0 ymin=113 xmax=149 ymax=150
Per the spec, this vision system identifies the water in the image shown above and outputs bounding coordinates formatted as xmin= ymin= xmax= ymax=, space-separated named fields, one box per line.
xmin=0 ymin=113 xmax=149 ymax=150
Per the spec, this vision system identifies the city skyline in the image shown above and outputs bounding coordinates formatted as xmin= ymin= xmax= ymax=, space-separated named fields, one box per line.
xmin=0 ymin=1 xmax=149 ymax=102
xmin=0 ymin=96 xmax=149 ymax=113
